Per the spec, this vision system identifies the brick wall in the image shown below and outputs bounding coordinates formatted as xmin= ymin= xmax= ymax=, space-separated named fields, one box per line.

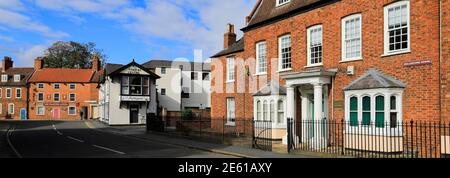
xmin=211 ymin=0 xmax=444 ymax=123
xmin=28 ymin=83 xmax=99 ymax=120
xmin=0 ymin=86 xmax=28 ymax=120
xmin=442 ymin=0 xmax=450 ymax=122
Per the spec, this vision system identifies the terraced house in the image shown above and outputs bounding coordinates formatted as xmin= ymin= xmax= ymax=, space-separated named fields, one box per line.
xmin=0 ymin=57 xmax=34 ymax=120
xmin=211 ymin=0 xmax=450 ymax=151
xmin=27 ymin=57 xmax=102 ymax=120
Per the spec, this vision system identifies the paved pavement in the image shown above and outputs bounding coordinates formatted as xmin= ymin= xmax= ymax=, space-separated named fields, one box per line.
xmin=0 ymin=121 xmax=237 ymax=158
xmin=88 ymin=120 xmax=315 ymax=158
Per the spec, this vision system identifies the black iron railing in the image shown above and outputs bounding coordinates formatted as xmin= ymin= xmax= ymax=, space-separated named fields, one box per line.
xmin=287 ymin=119 xmax=450 ymax=158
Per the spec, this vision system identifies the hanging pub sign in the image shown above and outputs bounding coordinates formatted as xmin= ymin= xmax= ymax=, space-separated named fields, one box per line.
xmin=121 ymin=96 xmax=150 ymax=102
xmin=404 ymin=60 xmax=432 ymax=67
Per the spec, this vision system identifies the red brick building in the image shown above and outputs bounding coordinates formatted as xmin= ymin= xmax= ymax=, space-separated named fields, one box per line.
xmin=0 ymin=57 xmax=34 ymax=120
xmin=211 ymin=0 xmax=449 ymax=143
xmin=27 ymin=57 xmax=102 ymax=120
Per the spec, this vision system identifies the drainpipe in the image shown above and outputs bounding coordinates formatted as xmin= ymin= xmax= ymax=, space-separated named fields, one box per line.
xmin=331 ymin=76 xmax=334 ymax=121
xmin=439 ymin=0 xmax=442 ymax=122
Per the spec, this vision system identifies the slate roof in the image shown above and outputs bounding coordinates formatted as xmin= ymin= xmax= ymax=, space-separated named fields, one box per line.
xmin=344 ymin=69 xmax=406 ymax=91
xmin=29 ymin=68 xmax=95 ymax=83
xmin=211 ymin=38 xmax=244 ymax=58
xmin=253 ymin=81 xmax=287 ymax=96
xmin=142 ymin=60 xmax=211 ymax=72
xmin=0 ymin=67 xmax=34 ymax=86
xmin=243 ymin=0 xmax=337 ymax=31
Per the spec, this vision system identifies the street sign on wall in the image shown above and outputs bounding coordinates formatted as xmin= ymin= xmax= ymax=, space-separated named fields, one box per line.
xmin=121 ymin=96 xmax=150 ymax=102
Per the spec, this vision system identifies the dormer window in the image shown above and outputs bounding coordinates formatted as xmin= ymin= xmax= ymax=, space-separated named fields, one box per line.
xmin=276 ymin=0 xmax=291 ymax=7
xmin=1 ymin=75 xmax=7 ymax=82
xmin=14 ymin=75 xmax=21 ymax=82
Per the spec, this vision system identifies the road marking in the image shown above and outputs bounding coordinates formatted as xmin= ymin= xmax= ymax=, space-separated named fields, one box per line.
xmin=92 ymin=145 xmax=125 ymax=155
xmin=67 ymin=136 xmax=85 ymax=143
xmin=84 ymin=121 xmax=95 ymax=129
xmin=6 ymin=127 xmax=23 ymax=158
xmin=52 ymin=124 xmax=63 ymax=136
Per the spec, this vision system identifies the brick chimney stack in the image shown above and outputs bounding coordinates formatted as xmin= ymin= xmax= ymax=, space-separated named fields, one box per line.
xmin=224 ymin=23 xmax=237 ymax=49
xmin=92 ymin=55 xmax=101 ymax=71
xmin=34 ymin=57 xmax=43 ymax=70
xmin=2 ymin=56 xmax=13 ymax=73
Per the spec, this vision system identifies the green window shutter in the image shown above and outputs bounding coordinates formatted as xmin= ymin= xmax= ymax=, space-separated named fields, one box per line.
xmin=362 ymin=96 xmax=371 ymax=125
xmin=350 ymin=97 xmax=358 ymax=126
xmin=375 ymin=96 xmax=385 ymax=128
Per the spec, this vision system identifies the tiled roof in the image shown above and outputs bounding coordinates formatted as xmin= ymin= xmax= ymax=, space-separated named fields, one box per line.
xmin=243 ymin=0 xmax=335 ymax=31
xmin=0 ymin=67 xmax=34 ymax=86
xmin=253 ymin=81 xmax=287 ymax=96
xmin=29 ymin=68 xmax=95 ymax=83
xmin=211 ymin=38 xmax=244 ymax=58
xmin=142 ymin=60 xmax=211 ymax=71
xmin=104 ymin=63 xmax=124 ymax=76
xmin=344 ymin=69 xmax=406 ymax=91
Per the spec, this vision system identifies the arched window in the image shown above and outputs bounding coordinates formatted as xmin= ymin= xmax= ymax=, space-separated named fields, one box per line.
xmin=390 ymin=96 xmax=398 ymax=128
xmin=263 ymin=101 xmax=268 ymax=121
xmin=278 ymin=100 xmax=284 ymax=124
xmin=350 ymin=96 xmax=358 ymax=126
xmin=362 ymin=96 xmax=371 ymax=126
xmin=270 ymin=100 xmax=275 ymax=123
xmin=257 ymin=101 xmax=261 ymax=121
xmin=375 ymin=95 xmax=385 ymax=128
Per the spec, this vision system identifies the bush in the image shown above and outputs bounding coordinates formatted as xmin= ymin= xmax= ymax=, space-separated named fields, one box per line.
xmin=181 ymin=109 xmax=194 ymax=120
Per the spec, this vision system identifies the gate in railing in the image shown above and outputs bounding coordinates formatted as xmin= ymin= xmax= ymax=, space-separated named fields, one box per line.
xmin=252 ymin=120 xmax=273 ymax=151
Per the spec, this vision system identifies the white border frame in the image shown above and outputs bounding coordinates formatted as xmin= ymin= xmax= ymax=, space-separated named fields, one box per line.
xmin=307 ymin=25 xmax=324 ymax=67
xmin=68 ymin=106 xmax=77 ymax=116
xmin=255 ymin=41 xmax=267 ymax=75
xmin=383 ymin=0 xmax=411 ymax=56
xmin=15 ymin=88 xmax=21 ymax=99
xmin=276 ymin=0 xmax=291 ymax=7
xmin=341 ymin=14 xmax=363 ymax=62
xmin=278 ymin=34 xmax=292 ymax=72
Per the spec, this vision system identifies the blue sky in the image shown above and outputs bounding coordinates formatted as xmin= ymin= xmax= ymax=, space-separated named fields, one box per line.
xmin=0 ymin=0 xmax=256 ymax=67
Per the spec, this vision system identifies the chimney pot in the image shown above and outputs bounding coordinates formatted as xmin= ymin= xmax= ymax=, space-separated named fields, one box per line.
xmin=34 ymin=57 xmax=43 ymax=70
xmin=2 ymin=56 xmax=13 ymax=72
xmin=224 ymin=23 xmax=237 ymax=49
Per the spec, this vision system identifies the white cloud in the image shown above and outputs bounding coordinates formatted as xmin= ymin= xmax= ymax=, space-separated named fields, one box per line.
xmin=14 ymin=44 xmax=49 ymax=67
xmin=0 ymin=9 xmax=68 ymax=38
xmin=0 ymin=0 xmax=24 ymax=11
xmin=31 ymin=0 xmax=256 ymax=58
xmin=0 ymin=35 xmax=15 ymax=42
xmin=35 ymin=0 xmax=130 ymax=13
xmin=121 ymin=0 xmax=255 ymax=58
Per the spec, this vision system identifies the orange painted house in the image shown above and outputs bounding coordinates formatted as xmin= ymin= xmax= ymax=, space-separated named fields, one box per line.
xmin=27 ymin=57 xmax=102 ymax=120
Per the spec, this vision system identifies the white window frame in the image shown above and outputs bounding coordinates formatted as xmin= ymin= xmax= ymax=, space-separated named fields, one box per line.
xmin=276 ymin=0 xmax=291 ymax=7
xmin=69 ymin=83 xmax=76 ymax=90
xmin=226 ymin=98 xmax=236 ymax=126
xmin=8 ymin=103 xmax=14 ymax=115
xmin=0 ymin=103 xmax=2 ymax=114
xmin=54 ymin=83 xmax=60 ymax=90
xmin=69 ymin=93 xmax=76 ymax=102
xmin=15 ymin=88 xmax=21 ymax=99
xmin=226 ymin=57 xmax=235 ymax=82
xmin=37 ymin=92 xmax=44 ymax=102
xmin=38 ymin=83 xmax=44 ymax=89
xmin=5 ymin=88 xmax=11 ymax=98
xmin=1 ymin=75 xmax=7 ymax=82
xmin=342 ymin=14 xmax=363 ymax=61
xmin=344 ymin=88 xmax=404 ymax=136
xmin=13 ymin=75 xmax=21 ymax=82
xmin=254 ymin=96 xmax=287 ymax=128
xmin=256 ymin=41 xmax=267 ymax=75
xmin=54 ymin=93 xmax=60 ymax=102
xmin=36 ymin=105 xmax=45 ymax=115
xmin=307 ymin=25 xmax=323 ymax=67
xmin=383 ymin=1 xmax=411 ymax=56
xmin=161 ymin=67 xmax=166 ymax=74
xmin=278 ymin=34 xmax=292 ymax=71
xmin=68 ymin=106 xmax=77 ymax=115
xmin=0 ymin=88 xmax=2 ymax=98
